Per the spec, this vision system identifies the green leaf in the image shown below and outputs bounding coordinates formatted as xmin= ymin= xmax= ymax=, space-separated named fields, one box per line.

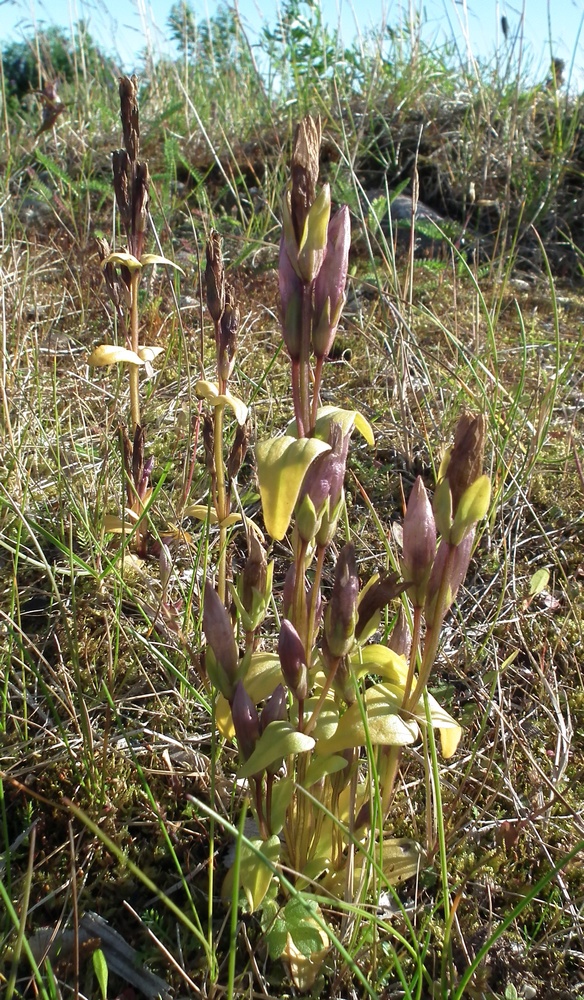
xmin=234 ymin=835 xmax=280 ymax=911
xmin=140 ymin=252 xmax=185 ymax=274
xmin=529 ymin=568 xmax=550 ymax=596
xmin=304 ymin=754 xmax=348 ymax=787
xmin=103 ymin=250 xmax=141 ymax=270
xmin=266 ymin=915 xmax=288 ymax=959
xmin=317 ymin=683 xmax=418 ymax=754
xmin=92 ymin=948 xmax=108 ymax=1000
xmin=238 ymin=721 xmax=315 ymax=778
xmin=451 ymin=474 xmax=491 ymax=544
xmin=88 ymin=344 xmax=144 ymax=367
xmin=289 ymin=404 xmax=375 ymax=447
xmin=413 ymin=691 xmax=462 ymax=759
xmin=256 ymin=435 xmax=330 ymax=540
xmin=195 ymin=380 xmax=248 ymax=425
xmin=269 ymin=775 xmax=294 ymax=834
xmin=300 ymin=695 xmax=338 ymax=741
xmin=351 ymin=645 xmax=408 ymax=686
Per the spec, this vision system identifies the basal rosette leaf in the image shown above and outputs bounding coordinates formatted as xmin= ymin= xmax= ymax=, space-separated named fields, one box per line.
xmin=222 ymin=835 xmax=280 ymax=911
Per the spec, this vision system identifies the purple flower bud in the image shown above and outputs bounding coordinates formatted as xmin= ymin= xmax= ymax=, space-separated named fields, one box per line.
xmin=425 ymin=530 xmax=475 ymax=627
xmin=278 ymin=619 xmax=308 ymax=701
xmin=261 ymin=684 xmax=288 ymax=733
xmin=388 ymin=606 xmax=412 ymax=659
xmin=202 ymin=581 xmax=238 ymax=699
xmin=328 ymin=647 xmax=356 ymax=705
xmin=231 ymin=681 xmax=260 ymax=762
xmin=218 ymin=283 xmax=238 ymax=382
xmin=355 ymin=570 xmax=406 ymax=641
xmin=324 ymin=543 xmax=359 ymax=659
xmin=297 ymin=422 xmax=350 ymax=544
xmin=312 ymin=206 xmax=350 ymax=359
xmin=279 ymin=235 xmax=304 ymax=361
xmin=205 ymin=230 xmax=225 ymax=324
xmin=402 ymin=477 xmax=437 ymax=607
xmin=446 ymin=413 xmax=486 ymax=517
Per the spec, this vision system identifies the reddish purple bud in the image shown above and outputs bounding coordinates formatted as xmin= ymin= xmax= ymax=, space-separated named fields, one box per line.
xmin=119 ymin=74 xmax=140 ymax=162
xmin=261 ymin=684 xmax=288 ymax=732
xmin=231 ymin=681 xmax=260 ymax=762
xmin=312 ymin=206 xmax=351 ymax=358
xmin=446 ymin=413 xmax=486 ymax=516
xmin=328 ymin=647 xmax=356 ymax=705
xmin=278 ymin=619 xmax=308 ymax=701
xmin=132 ymin=161 xmax=150 ymax=259
xmin=218 ymin=283 xmax=238 ymax=382
xmin=202 ymin=581 xmax=238 ymax=698
xmin=425 ymin=530 xmax=475 ymax=626
xmin=402 ymin=477 xmax=437 ymax=607
xmin=112 ymin=149 xmax=132 ymax=235
xmin=297 ymin=422 xmax=350 ymax=544
xmin=324 ymin=542 xmax=359 ymax=658
xmin=279 ymin=235 xmax=304 ymax=361
xmin=388 ymin=606 xmax=412 ymax=659
xmin=355 ymin=569 xmax=406 ymax=641
xmin=206 ymin=230 xmax=225 ymax=324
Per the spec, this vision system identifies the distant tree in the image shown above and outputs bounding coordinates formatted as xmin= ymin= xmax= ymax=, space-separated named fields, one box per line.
xmin=167 ymin=1 xmax=254 ymax=77
xmin=168 ymin=1 xmax=197 ymax=61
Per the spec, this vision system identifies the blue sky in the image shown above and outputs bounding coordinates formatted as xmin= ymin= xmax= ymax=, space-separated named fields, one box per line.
xmin=1 ymin=0 xmax=584 ymax=87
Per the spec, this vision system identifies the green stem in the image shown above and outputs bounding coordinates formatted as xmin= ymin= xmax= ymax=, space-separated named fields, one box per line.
xmin=129 ymin=271 xmax=141 ymax=433
xmin=303 ymin=654 xmax=340 ymax=738
xmin=401 ymin=603 xmax=423 ymax=709
xmin=311 ymin=354 xmax=324 ymax=426
xmin=307 ymin=543 xmax=326 ymax=650
xmin=299 ymin=280 xmax=313 ymax=434
xmin=214 ymin=402 xmax=228 ymax=604
xmin=404 ymin=544 xmax=457 ymax=714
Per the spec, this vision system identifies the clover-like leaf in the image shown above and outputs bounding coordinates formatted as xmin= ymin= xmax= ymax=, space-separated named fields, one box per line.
xmin=256 ymin=435 xmax=330 ymax=540
xmin=88 ymin=345 xmax=144 ymax=367
xmin=195 ymin=380 xmax=248 ymax=425
xmin=281 ymin=900 xmax=329 ymax=991
xmin=238 ymin=721 xmax=314 ymax=779
xmin=318 ymin=683 xmax=418 ymax=754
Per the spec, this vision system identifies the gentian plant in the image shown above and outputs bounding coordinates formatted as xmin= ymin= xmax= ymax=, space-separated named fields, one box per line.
xmin=201 ymin=116 xmax=492 ymax=986
xmin=87 ymin=77 xmax=183 ymax=556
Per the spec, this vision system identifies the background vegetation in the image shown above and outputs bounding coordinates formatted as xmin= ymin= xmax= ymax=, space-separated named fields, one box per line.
xmin=1 ymin=1 xmax=583 ymax=997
